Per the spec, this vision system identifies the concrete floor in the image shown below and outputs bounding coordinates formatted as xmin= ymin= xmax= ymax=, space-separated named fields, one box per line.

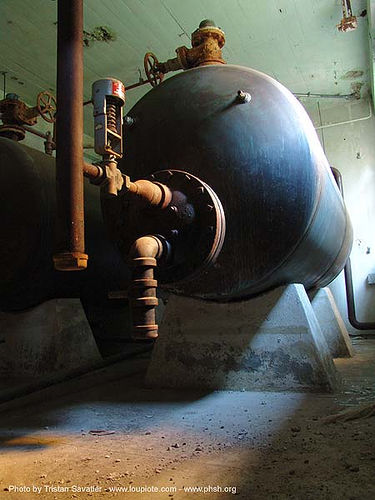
xmin=0 ymin=338 xmax=374 ymax=499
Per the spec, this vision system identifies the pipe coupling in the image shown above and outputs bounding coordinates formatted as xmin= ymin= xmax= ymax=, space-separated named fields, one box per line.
xmin=128 ymin=235 xmax=168 ymax=340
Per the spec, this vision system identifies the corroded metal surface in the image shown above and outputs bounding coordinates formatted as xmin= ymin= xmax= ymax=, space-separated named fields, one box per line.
xmin=36 ymin=91 xmax=57 ymax=124
xmin=157 ymin=20 xmax=226 ymax=75
xmin=54 ymin=0 xmax=87 ymax=270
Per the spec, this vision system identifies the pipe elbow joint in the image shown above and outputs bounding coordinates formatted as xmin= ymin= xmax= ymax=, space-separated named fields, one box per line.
xmin=129 ymin=235 xmax=165 ymax=262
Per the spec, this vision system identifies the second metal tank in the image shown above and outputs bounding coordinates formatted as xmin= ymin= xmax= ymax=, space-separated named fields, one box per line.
xmin=0 ymin=137 xmax=129 ymax=311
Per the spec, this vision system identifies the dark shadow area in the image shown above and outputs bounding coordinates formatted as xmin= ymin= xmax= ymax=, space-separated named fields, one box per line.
xmin=231 ymin=338 xmax=375 ymax=499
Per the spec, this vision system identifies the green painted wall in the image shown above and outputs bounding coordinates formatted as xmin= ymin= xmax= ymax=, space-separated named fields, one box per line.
xmin=302 ymin=96 xmax=375 ymax=333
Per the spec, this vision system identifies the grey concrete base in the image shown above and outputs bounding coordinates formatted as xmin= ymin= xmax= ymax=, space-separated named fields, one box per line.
xmin=146 ymin=284 xmax=340 ymax=392
xmin=0 ymin=299 xmax=101 ymax=377
xmin=309 ymin=287 xmax=354 ymax=358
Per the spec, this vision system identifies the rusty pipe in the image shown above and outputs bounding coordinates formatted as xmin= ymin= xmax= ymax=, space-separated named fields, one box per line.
xmin=82 ymin=164 xmax=172 ymax=208
xmin=128 ymin=179 xmax=172 ymax=208
xmin=21 ymin=124 xmax=49 ymax=140
xmin=83 ymin=161 xmax=103 ymax=180
xmin=53 ymin=0 xmax=88 ymax=271
xmin=157 ymin=20 xmax=226 ymax=75
xmin=128 ymin=235 xmax=166 ymax=340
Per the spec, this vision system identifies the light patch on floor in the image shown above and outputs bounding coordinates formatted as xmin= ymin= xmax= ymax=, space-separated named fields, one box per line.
xmin=0 ymin=339 xmax=374 ymax=499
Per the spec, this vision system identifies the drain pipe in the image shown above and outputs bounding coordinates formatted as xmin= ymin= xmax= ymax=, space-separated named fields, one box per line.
xmin=53 ymin=0 xmax=88 ymax=271
xmin=331 ymin=167 xmax=375 ymax=333
xmin=128 ymin=236 xmax=170 ymax=340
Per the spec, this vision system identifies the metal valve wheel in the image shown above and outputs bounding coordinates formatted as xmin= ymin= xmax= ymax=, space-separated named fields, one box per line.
xmin=36 ymin=90 xmax=57 ymax=123
xmin=144 ymin=52 xmax=164 ymax=88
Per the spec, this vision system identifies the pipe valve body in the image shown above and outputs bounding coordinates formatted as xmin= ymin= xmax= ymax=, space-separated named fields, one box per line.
xmin=92 ymin=78 xmax=125 ymax=158
xmin=156 ymin=19 xmax=226 ymax=76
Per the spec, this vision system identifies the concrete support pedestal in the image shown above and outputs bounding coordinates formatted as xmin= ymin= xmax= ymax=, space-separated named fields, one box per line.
xmin=146 ymin=284 xmax=340 ymax=392
xmin=0 ymin=299 xmax=101 ymax=377
xmin=309 ymin=287 xmax=354 ymax=358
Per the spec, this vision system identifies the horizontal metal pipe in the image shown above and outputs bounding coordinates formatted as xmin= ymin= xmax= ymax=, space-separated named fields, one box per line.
xmin=21 ymin=124 xmax=49 ymax=140
xmin=294 ymin=92 xmax=357 ymax=100
xmin=82 ymin=165 xmax=172 ymax=209
xmin=83 ymin=161 xmax=103 ymax=179
xmin=128 ymin=179 xmax=172 ymax=208
xmin=315 ymin=101 xmax=372 ymax=130
xmin=125 ymin=80 xmax=148 ymax=90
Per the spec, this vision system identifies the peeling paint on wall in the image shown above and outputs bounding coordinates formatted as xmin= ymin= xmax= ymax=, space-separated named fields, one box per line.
xmin=83 ymin=26 xmax=117 ymax=47
xmin=342 ymin=70 xmax=364 ymax=79
xmin=351 ymin=81 xmax=364 ymax=98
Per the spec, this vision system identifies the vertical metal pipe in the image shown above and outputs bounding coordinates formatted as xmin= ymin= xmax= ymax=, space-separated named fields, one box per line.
xmin=128 ymin=236 xmax=166 ymax=340
xmin=53 ymin=0 xmax=88 ymax=271
xmin=331 ymin=167 xmax=375 ymax=333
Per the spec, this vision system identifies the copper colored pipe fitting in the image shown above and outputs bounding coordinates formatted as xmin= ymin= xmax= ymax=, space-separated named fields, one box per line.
xmin=157 ymin=21 xmax=226 ymax=74
xmin=82 ymin=164 xmax=172 ymax=209
xmin=128 ymin=236 xmax=165 ymax=340
xmin=83 ymin=161 xmax=103 ymax=180
xmin=128 ymin=179 xmax=172 ymax=209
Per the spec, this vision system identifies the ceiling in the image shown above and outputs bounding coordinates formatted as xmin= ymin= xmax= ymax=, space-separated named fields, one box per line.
xmin=0 ymin=0 xmax=371 ymax=154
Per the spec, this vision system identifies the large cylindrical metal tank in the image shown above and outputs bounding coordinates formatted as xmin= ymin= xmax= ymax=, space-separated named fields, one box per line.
xmin=118 ymin=64 xmax=352 ymax=300
xmin=0 ymin=137 xmax=129 ymax=311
